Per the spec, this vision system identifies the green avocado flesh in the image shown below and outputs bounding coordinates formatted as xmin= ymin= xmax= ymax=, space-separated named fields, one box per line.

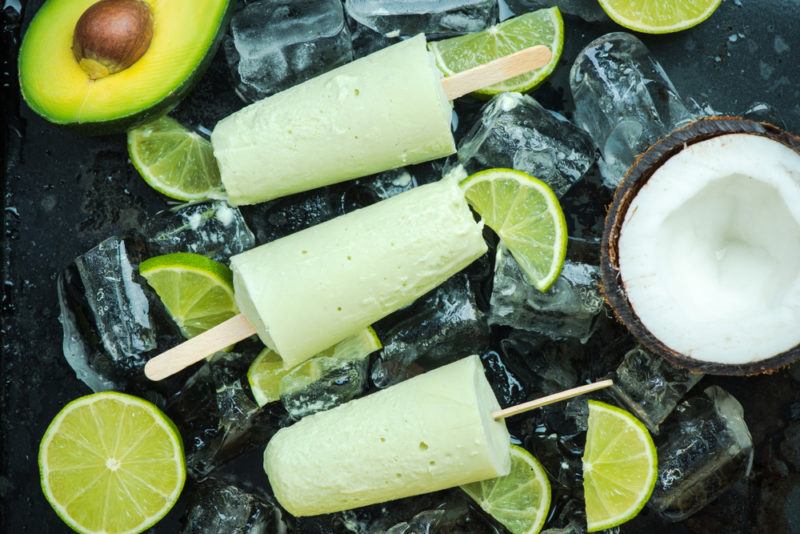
xmin=19 ymin=0 xmax=230 ymax=132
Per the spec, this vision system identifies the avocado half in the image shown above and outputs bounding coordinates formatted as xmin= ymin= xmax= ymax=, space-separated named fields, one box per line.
xmin=19 ymin=0 xmax=231 ymax=133
xmin=602 ymin=117 xmax=800 ymax=375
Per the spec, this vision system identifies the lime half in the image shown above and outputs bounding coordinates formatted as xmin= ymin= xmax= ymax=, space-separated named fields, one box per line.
xmin=139 ymin=252 xmax=238 ymax=339
xmin=430 ymin=8 xmax=563 ymax=96
xmin=583 ymin=400 xmax=658 ymax=532
xmin=461 ymin=168 xmax=567 ymax=291
xmin=598 ymin=0 xmax=722 ymax=34
xmin=39 ymin=392 xmax=185 ymax=534
xmin=462 ymin=445 xmax=551 ymax=534
xmin=248 ymin=327 xmax=381 ymax=406
xmin=128 ymin=116 xmax=224 ymax=201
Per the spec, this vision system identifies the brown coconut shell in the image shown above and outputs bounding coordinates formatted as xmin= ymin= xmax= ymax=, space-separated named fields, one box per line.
xmin=601 ymin=117 xmax=800 ymax=375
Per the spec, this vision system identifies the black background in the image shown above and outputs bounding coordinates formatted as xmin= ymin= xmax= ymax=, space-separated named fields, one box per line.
xmin=3 ymin=0 xmax=800 ymax=532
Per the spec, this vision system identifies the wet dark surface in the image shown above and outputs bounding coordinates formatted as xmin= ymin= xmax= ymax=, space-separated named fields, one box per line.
xmin=3 ymin=0 xmax=800 ymax=532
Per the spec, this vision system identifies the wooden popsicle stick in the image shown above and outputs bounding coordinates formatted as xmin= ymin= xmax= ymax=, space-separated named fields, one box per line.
xmin=144 ymin=313 xmax=257 ymax=381
xmin=492 ymin=379 xmax=614 ymax=421
xmin=441 ymin=45 xmax=553 ymax=101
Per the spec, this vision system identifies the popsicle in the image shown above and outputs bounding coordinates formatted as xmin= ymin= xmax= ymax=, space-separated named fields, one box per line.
xmin=144 ymin=177 xmax=486 ymax=380
xmin=233 ymin=177 xmax=486 ymax=367
xmin=264 ymin=355 xmax=511 ymax=516
xmin=211 ymin=34 xmax=552 ymax=205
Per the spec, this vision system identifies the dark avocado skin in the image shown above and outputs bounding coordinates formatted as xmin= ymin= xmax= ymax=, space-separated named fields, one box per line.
xmin=19 ymin=0 xmax=233 ymax=135
xmin=601 ymin=117 xmax=800 ymax=376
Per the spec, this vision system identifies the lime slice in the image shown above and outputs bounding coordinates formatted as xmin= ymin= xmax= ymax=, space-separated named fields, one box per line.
xmin=248 ymin=327 xmax=381 ymax=406
xmin=462 ymin=445 xmax=551 ymax=534
xmin=39 ymin=391 xmax=185 ymax=534
xmin=598 ymin=0 xmax=722 ymax=34
xmin=429 ymin=8 xmax=563 ymax=96
xmin=461 ymin=168 xmax=567 ymax=291
xmin=128 ymin=116 xmax=224 ymax=202
xmin=139 ymin=252 xmax=238 ymax=339
xmin=583 ymin=400 xmax=658 ymax=532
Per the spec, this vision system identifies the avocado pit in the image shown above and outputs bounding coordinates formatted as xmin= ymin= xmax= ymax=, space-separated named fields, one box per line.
xmin=602 ymin=118 xmax=800 ymax=375
xmin=72 ymin=0 xmax=154 ymax=80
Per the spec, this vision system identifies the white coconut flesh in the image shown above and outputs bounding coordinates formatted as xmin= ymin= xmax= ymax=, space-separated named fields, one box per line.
xmin=618 ymin=133 xmax=800 ymax=365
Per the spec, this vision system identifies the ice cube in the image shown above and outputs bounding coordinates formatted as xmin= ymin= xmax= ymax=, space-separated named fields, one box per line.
xmin=741 ymin=101 xmax=787 ymax=128
xmin=385 ymin=509 xmax=446 ymax=534
xmin=74 ymin=237 xmax=154 ymax=362
xmin=505 ymin=0 xmax=607 ymax=21
xmin=245 ymin=187 xmax=344 ymax=243
xmin=540 ymin=518 xmax=584 ymax=533
xmin=570 ymin=32 xmax=696 ymax=188
xmin=481 ymin=350 xmax=527 ymax=407
xmin=686 ymin=98 xmax=787 ymax=129
xmin=351 ymin=168 xmax=419 ymax=203
xmin=345 ymin=0 xmax=498 ymax=38
xmin=490 ymin=245 xmax=605 ymax=342
xmin=224 ymin=0 xmax=354 ymax=102
xmin=280 ymin=355 xmax=369 ymax=419
xmin=455 ymin=92 xmax=596 ymax=198
xmin=499 ymin=331 xmax=579 ymax=397
xmin=343 ymin=491 xmax=493 ymax=533
xmin=350 ymin=23 xmax=400 ymax=58
xmin=371 ymin=274 xmax=490 ymax=388
xmin=649 ymin=386 xmax=754 ymax=521
xmin=337 ymin=168 xmax=419 ymax=215
xmin=610 ymin=346 xmax=703 ymax=433
xmin=143 ymin=201 xmax=255 ymax=262
xmin=57 ymin=237 xmax=166 ymax=391
xmin=558 ymin=169 xmax=612 ymax=240
xmin=382 ymin=495 xmax=497 ymax=533
xmin=166 ymin=351 xmax=285 ymax=478
xmin=564 ymin=398 xmax=589 ymax=432
xmin=539 ymin=498 xmax=587 ymax=534
xmin=521 ymin=404 xmax=584 ymax=491
xmin=573 ymin=312 xmax=635 ymax=383
xmin=181 ymin=477 xmax=287 ymax=533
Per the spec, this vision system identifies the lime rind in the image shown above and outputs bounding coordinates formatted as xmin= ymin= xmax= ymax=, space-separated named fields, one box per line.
xmin=461 ymin=445 xmax=551 ymax=534
xmin=460 ymin=168 xmax=568 ymax=292
xmin=128 ymin=116 xmax=224 ymax=202
xmin=430 ymin=8 xmax=564 ymax=96
xmin=39 ymin=391 xmax=185 ymax=534
xmin=598 ymin=0 xmax=722 ymax=34
xmin=583 ymin=400 xmax=658 ymax=532
xmin=139 ymin=252 xmax=234 ymax=288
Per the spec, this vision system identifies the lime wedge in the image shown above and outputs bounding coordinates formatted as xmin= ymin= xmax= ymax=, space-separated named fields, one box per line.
xmin=598 ymin=0 xmax=722 ymax=34
xmin=583 ymin=400 xmax=658 ymax=532
xmin=461 ymin=168 xmax=567 ymax=291
xmin=248 ymin=350 xmax=287 ymax=406
xmin=39 ymin=392 xmax=185 ymax=534
xmin=429 ymin=8 xmax=563 ymax=96
xmin=128 ymin=116 xmax=224 ymax=201
xmin=139 ymin=252 xmax=238 ymax=339
xmin=248 ymin=327 xmax=381 ymax=406
xmin=462 ymin=445 xmax=551 ymax=534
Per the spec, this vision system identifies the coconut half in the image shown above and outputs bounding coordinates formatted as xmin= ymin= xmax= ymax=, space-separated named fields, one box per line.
xmin=602 ymin=118 xmax=800 ymax=375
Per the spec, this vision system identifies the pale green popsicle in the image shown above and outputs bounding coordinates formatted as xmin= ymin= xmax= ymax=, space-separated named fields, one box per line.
xmin=264 ymin=355 xmax=511 ymax=517
xmin=211 ymin=34 xmax=455 ymax=205
xmin=230 ymin=177 xmax=487 ymax=368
